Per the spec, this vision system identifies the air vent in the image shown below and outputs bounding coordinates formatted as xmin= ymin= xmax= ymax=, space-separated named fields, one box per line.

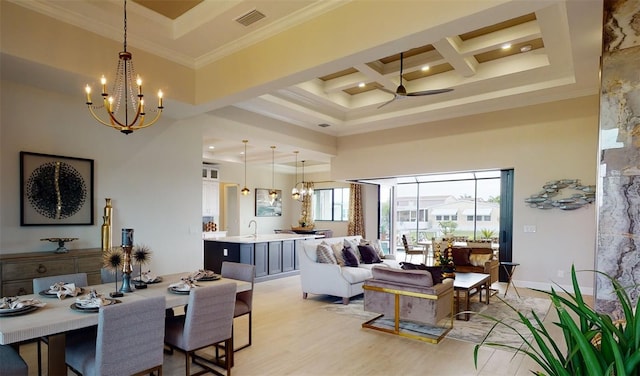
xmin=235 ymin=9 xmax=266 ymax=27
xmin=318 ymin=123 xmax=331 ymax=128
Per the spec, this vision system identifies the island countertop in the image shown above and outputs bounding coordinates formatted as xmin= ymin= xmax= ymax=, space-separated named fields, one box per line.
xmin=204 ymin=233 xmax=320 ymax=244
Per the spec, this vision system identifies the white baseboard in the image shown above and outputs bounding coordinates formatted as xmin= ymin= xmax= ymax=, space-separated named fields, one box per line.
xmin=510 ymin=279 xmax=593 ymax=296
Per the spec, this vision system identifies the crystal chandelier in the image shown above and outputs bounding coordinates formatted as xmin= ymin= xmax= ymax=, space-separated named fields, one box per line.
xmin=84 ymin=0 xmax=163 ymax=135
xmin=241 ymin=140 xmax=250 ymax=196
xmin=293 ymin=159 xmax=314 ymax=201
xmin=291 ymin=151 xmax=300 ymax=200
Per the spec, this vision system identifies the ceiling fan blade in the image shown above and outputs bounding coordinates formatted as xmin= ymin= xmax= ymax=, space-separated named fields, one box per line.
xmin=406 ymin=88 xmax=454 ymax=96
xmin=377 ymin=96 xmax=397 ymax=109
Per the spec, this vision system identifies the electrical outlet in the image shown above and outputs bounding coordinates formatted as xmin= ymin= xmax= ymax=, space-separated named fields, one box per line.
xmin=223 ymin=248 xmax=228 ymax=256
xmin=557 ymin=270 xmax=564 ymax=278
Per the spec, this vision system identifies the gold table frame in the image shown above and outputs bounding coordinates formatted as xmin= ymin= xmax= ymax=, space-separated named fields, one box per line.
xmin=361 ymin=285 xmax=454 ymax=344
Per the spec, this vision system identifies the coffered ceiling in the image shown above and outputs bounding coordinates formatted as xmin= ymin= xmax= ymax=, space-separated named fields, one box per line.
xmin=3 ymin=0 xmax=603 ymax=170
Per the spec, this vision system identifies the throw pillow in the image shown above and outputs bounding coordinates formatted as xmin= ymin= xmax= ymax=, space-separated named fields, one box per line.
xmin=361 ymin=239 xmax=385 ymax=259
xmin=342 ymin=246 xmax=360 ymax=267
xmin=400 ymin=262 xmax=444 ymax=284
xmin=316 ymin=243 xmax=337 ymax=264
xmin=344 ymin=239 xmax=362 ymax=261
xmin=358 ymin=244 xmax=382 ymax=264
xmin=469 ymin=254 xmax=492 ymax=267
xmin=451 ymin=248 xmax=471 ymax=266
xmin=372 ymin=266 xmax=433 ymax=287
xmin=330 ymin=241 xmax=345 ymax=266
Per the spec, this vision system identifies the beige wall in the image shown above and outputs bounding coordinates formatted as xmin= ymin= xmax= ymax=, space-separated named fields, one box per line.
xmin=332 ymin=95 xmax=600 ymax=292
xmin=0 ymin=80 xmax=203 ymax=276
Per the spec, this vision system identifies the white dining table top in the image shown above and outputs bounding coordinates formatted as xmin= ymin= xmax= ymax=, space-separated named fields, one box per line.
xmin=0 ymin=272 xmax=251 ymax=345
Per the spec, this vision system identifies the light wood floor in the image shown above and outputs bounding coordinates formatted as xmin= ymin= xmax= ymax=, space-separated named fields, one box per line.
xmin=18 ymin=274 xmax=574 ymax=376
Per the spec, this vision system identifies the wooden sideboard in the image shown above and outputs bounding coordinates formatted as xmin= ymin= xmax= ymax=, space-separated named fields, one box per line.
xmin=0 ymin=248 xmax=102 ymax=296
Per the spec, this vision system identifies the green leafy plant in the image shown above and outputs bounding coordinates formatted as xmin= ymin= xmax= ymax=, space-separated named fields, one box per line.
xmin=480 ymin=228 xmax=496 ymax=239
xmin=473 ymin=265 xmax=640 ymax=375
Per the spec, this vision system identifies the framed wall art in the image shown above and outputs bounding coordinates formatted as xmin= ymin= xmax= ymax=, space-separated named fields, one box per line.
xmin=20 ymin=151 xmax=94 ymax=226
xmin=255 ymin=188 xmax=282 ymax=217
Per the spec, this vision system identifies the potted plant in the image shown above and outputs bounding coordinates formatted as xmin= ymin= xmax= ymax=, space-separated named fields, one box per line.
xmin=437 ymin=252 xmax=455 ymax=278
xmin=473 ymin=265 xmax=640 ymax=375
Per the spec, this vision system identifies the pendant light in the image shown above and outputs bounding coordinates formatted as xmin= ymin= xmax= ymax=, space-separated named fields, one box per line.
xmin=269 ymin=146 xmax=278 ymax=201
xmin=291 ymin=151 xmax=300 ymax=200
xmin=241 ymin=140 xmax=250 ymax=196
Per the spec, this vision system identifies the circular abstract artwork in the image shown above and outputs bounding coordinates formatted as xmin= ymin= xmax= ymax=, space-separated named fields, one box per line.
xmin=26 ymin=161 xmax=87 ymax=219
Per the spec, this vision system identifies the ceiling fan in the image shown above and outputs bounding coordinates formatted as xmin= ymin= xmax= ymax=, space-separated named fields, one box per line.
xmin=378 ymin=52 xmax=453 ymax=109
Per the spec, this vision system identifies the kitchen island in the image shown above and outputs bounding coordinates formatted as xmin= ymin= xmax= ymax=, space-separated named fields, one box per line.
xmin=204 ymin=234 xmax=320 ymax=282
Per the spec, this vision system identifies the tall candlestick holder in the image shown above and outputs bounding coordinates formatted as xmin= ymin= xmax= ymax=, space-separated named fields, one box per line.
xmin=119 ymin=245 xmax=133 ymax=293
xmin=119 ymin=228 xmax=134 ymax=293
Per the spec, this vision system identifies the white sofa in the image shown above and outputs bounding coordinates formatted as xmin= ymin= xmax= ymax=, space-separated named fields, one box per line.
xmin=299 ymin=236 xmax=400 ymax=304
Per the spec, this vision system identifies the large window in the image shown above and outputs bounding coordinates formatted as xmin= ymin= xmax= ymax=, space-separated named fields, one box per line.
xmin=313 ymin=188 xmax=349 ymax=221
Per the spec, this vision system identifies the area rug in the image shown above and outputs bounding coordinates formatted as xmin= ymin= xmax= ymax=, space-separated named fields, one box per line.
xmin=323 ymin=294 xmax=551 ymax=347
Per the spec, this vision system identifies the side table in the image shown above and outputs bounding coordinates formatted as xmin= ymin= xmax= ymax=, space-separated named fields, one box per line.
xmin=500 ymin=261 xmax=520 ymax=298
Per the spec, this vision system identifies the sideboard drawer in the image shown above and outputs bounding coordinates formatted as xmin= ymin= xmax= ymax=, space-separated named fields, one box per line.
xmin=77 ymin=255 xmax=102 ymax=272
xmin=2 ymin=280 xmax=32 ymax=296
xmin=0 ymin=248 xmax=102 ymax=296
xmin=2 ymin=259 xmax=75 ymax=281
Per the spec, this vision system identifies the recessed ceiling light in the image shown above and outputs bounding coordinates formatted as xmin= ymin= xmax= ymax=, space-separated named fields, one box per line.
xmin=208 ymin=146 xmax=215 ymax=150
xmin=501 ymin=43 xmax=512 ymax=50
xmin=520 ymin=45 xmax=532 ymax=52
xmin=421 ymin=65 xmax=430 ymax=71
xmin=358 ymin=82 xmax=365 ymax=88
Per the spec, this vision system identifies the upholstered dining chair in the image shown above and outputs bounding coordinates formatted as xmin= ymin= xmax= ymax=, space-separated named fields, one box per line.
xmin=0 ymin=344 xmax=28 ymax=376
xmin=32 ymin=272 xmax=89 ymax=376
xmin=65 ymin=295 xmax=166 ymax=376
xmin=164 ymin=283 xmax=237 ymax=376
xmin=221 ymin=261 xmax=255 ymax=351
xmin=402 ymin=234 xmax=425 ymax=263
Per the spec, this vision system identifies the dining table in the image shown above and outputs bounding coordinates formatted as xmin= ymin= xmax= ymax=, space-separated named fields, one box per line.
xmin=0 ymin=271 xmax=251 ymax=375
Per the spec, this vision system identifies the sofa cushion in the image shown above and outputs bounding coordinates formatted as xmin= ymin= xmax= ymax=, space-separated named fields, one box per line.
xmin=342 ymin=247 xmax=360 ymax=267
xmin=451 ymin=247 xmax=471 ymax=266
xmin=371 ymin=266 xmax=434 ymax=287
xmin=358 ymin=244 xmax=382 ymax=264
xmin=400 ymin=262 xmax=444 ymax=284
xmin=341 ymin=266 xmax=372 ymax=284
xmin=330 ymin=241 xmax=346 ymax=266
xmin=316 ymin=242 xmax=337 ymax=264
xmin=469 ymin=253 xmax=492 ymax=267
xmin=344 ymin=239 xmax=361 ymax=261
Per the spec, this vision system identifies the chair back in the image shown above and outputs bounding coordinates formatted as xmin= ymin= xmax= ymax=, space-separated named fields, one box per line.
xmin=95 ymin=296 xmax=165 ymax=376
xmin=401 ymin=234 xmax=410 ymax=252
xmin=221 ymin=262 xmax=255 ymax=311
xmin=33 ymin=273 xmax=88 ymax=293
xmin=183 ymin=283 xmax=237 ymax=351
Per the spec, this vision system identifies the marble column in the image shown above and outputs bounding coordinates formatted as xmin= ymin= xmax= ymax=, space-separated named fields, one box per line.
xmin=596 ymin=0 xmax=640 ymax=315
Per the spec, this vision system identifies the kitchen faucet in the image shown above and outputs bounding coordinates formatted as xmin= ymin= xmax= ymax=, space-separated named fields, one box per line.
xmin=248 ymin=220 xmax=257 ymax=236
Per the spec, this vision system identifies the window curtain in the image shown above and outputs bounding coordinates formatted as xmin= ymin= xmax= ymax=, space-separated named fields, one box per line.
xmin=347 ymin=183 xmax=365 ymax=237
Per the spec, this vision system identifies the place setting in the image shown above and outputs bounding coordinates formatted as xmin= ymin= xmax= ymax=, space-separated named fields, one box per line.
xmin=70 ymin=289 xmax=120 ymax=313
xmin=0 ymin=296 xmax=46 ymax=317
xmin=167 ymin=269 xmax=220 ymax=295
xmin=39 ymin=281 xmax=84 ymax=299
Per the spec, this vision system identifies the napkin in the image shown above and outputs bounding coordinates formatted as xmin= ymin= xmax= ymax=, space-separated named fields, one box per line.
xmin=75 ymin=291 xmax=109 ymax=308
xmin=49 ymin=282 xmax=82 ymax=299
xmin=189 ymin=269 xmax=217 ymax=280
xmin=138 ymin=271 xmax=159 ymax=283
xmin=169 ymin=279 xmax=197 ymax=291
xmin=0 ymin=296 xmax=46 ymax=310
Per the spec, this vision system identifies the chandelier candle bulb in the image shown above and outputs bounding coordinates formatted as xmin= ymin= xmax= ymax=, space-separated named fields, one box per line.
xmin=85 ymin=85 xmax=91 ymax=103
xmin=101 ymin=75 xmax=107 ymax=95
xmin=136 ymin=76 xmax=142 ymax=95
xmin=158 ymin=90 xmax=163 ymax=108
